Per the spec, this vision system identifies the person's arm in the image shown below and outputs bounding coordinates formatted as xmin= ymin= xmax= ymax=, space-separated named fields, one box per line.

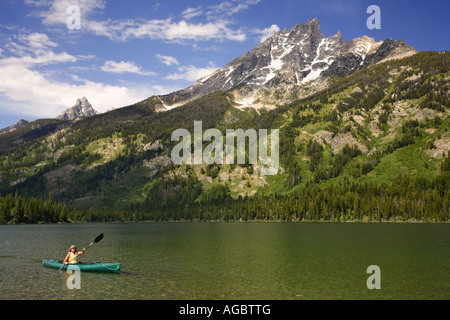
xmin=78 ymin=248 xmax=86 ymax=256
xmin=63 ymin=253 xmax=70 ymax=265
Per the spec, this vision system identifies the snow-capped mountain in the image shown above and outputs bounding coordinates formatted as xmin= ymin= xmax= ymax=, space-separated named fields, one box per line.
xmin=57 ymin=97 xmax=98 ymax=121
xmin=159 ymin=18 xmax=416 ymax=109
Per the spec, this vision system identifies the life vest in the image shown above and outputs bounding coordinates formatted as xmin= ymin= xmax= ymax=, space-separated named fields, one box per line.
xmin=68 ymin=252 xmax=78 ymax=264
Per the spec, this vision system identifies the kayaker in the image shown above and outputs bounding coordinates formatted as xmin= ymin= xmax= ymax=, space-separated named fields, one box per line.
xmin=63 ymin=245 xmax=86 ymax=265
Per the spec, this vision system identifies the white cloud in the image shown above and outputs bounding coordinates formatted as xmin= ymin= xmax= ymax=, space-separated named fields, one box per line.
xmin=166 ymin=62 xmax=219 ymax=82
xmin=253 ymin=24 xmax=280 ymax=43
xmin=26 ymin=0 xmax=248 ymax=43
xmin=23 ymin=0 xmax=52 ymax=6
xmin=115 ymin=19 xmax=247 ymax=43
xmin=182 ymin=6 xmax=203 ymax=20
xmin=2 ymin=32 xmax=77 ymax=66
xmin=0 ymin=62 xmax=154 ymax=117
xmin=37 ymin=0 xmax=106 ymax=26
xmin=20 ymin=32 xmax=58 ymax=49
xmin=0 ymin=31 xmax=154 ymax=118
xmin=101 ymin=60 xmax=156 ymax=76
xmin=156 ymin=54 xmax=179 ymax=66
xmin=6 ymin=32 xmax=57 ymax=56
xmin=206 ymin=0 xmax=261 ymax=19
xmin=1 ymin=51 xmax=77 ymax=66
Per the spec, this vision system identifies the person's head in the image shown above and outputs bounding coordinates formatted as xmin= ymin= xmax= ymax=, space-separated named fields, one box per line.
xmin=69 ymin=245 xmax=77 ymax=253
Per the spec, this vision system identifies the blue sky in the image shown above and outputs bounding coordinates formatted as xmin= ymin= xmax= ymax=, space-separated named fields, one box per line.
xmin=0 ymin=0 xmax=449 ymax=129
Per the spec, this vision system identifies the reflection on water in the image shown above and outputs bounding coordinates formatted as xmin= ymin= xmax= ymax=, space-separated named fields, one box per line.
xmin=0 ymin=222 xmax=449 ymax=299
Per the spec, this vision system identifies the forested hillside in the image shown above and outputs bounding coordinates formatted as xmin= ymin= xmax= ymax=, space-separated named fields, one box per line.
xmin=0 ymin=51 xmax=449 ymax=223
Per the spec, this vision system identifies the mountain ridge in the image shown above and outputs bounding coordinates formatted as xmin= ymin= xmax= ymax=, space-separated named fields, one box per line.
xmin=158 ymin=18 xmax=417 ymax=111
xmin=0 ymin=119 xmax=29 ymax=136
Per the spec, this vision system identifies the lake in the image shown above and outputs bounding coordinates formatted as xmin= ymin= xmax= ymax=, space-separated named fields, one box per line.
xmin=0 ymin=222 xmax=448 ymax=300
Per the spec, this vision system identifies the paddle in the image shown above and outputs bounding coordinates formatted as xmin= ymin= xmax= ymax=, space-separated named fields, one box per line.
xmin=59 ymin=233 xmax=104 ymax=271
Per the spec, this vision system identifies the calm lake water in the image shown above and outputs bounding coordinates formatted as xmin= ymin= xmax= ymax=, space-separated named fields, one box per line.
xmin=0 ymin=222 xmax=448 ymax=300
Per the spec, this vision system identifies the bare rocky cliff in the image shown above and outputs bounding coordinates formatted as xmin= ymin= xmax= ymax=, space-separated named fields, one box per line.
xmin=57 ymin=97 xmax=98 ymax=121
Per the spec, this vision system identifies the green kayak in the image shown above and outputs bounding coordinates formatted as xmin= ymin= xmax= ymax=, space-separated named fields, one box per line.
xmin=42 ymin=260 xmax=121 ymax=274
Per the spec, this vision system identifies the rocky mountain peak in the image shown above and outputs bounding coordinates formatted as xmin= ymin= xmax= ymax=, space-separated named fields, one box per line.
xmin=159 ymin=18 xmax=417 ymax=109
xmin=0 ymin=119 xmax=29 ymax=136
xmin=307 ymin=17 xmax=319 ymax=24
xmin=57 ymin=97 xmax=98 ymax=121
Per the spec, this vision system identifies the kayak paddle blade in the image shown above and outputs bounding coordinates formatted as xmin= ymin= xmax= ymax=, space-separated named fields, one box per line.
xmin=94 ymin=233 xmax=104 ymax=243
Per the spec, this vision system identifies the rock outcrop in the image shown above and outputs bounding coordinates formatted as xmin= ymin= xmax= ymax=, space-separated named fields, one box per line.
xmin=57 ymin=97 xmax=98 ymax=121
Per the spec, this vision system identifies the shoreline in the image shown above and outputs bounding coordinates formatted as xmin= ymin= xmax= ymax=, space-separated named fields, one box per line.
xmin=2 ymin=218 xmax=449 ymax=225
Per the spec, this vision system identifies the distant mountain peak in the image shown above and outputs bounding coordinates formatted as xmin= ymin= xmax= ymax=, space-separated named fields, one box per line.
xmin=57 ymin=97 xmax=98 ymax=121
xmin=159 ymin=18 xmax=416 ymax=109
xmin=0 ymin=119 xmax=29 ymax=136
